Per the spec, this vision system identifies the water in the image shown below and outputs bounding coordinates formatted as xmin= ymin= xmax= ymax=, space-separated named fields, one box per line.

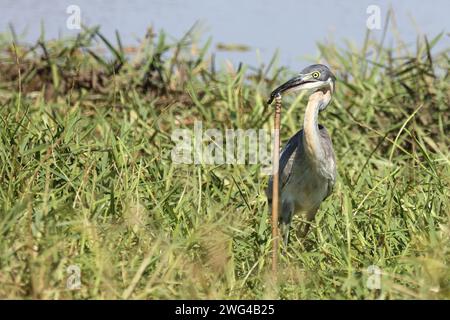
xmin=1 ymin=0 xmax=449 ymax=69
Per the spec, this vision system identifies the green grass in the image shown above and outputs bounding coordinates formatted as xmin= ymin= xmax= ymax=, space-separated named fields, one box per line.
xmin=0 ymin=25 xmax=449 ymax=299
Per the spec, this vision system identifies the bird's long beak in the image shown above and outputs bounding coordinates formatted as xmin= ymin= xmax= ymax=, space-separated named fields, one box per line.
xmin=267 ymin=74 xmax=313 ymax=105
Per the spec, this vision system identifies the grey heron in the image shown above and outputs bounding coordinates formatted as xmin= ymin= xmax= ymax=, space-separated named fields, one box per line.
xmin=266 ymin=64 xmax=337 ymax=246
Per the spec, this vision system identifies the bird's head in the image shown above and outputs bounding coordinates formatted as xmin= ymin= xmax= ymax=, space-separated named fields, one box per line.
xmin=267 ymin=64 xmax=336 ymax=107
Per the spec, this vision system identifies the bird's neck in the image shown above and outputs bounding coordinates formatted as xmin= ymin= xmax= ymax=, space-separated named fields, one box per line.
xmin=302 ymin=90 xmax=331 ymax=167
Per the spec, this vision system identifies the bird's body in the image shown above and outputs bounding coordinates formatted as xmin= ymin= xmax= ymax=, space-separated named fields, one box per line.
xmin=266 ymin=65 xmax=337 ymax=245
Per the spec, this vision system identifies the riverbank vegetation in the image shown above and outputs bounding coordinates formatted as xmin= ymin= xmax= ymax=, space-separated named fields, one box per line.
xmin=0 ymin=25 xmax=448 ymax=299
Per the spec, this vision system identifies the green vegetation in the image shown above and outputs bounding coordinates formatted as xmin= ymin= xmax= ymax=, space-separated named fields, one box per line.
xmin=0 ymin=25 xmax=449 ymax=299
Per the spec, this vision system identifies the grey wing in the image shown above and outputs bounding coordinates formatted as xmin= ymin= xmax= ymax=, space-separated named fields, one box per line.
xmin=265 ymin=126 xmax=336 ymax=201
xmin=319 ymin=126 xmax=337 ymax=199
xmin=266 ymin=130 xmax=302 ymax=202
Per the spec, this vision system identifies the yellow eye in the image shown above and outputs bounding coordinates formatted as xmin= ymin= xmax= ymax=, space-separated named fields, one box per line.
xmin=312 ymin=71 xmax=320 ymax=79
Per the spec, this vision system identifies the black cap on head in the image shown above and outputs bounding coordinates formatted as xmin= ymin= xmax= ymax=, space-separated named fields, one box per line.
xmin=267 ymin=64 xmax=336 ymax=105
